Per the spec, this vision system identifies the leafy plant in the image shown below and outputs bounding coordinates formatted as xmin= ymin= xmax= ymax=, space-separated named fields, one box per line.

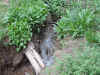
xmin=85 ymin=30 xmax=97 ymax=43
xmin=0 ymin=0 xmax=8 ymax=40
xmin=6 ymin=0 xmax=48 ymax=52
xmin=55 ymin=8 xmax=95 ymax=39
xmin=8 ymin=19 xmax=32 ymax=52
xmin=43 ymin=0 xmax=67 ymax=17
xmin=85 ymin=31 xmax=100 ymax=44
xmin=49 ymin=45 xmax=100 ymax=75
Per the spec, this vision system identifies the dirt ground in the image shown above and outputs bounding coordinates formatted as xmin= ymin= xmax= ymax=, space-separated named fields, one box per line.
xmin=0 ymin=37 xmax=86 ymax=75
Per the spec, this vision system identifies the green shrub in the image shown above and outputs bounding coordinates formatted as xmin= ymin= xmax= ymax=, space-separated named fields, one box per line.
xmin=43 ymin=0 xmax=67 ymax=17
xmin=55 ymin=8 xmax=95 ymax=39
xmin=8 ymin=19 xmax=32 ymax=52
xmin=8 ymin=0 xmax=48 ymax=25
xmin=6 ymin=0 xmax=48 ymax=52
xmin=54 ymin=45 xmax=100 ymax=75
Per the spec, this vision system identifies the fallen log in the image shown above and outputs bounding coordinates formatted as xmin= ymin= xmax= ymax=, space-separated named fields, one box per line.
xmin=25 ymin=42 xmax=45 ymax=75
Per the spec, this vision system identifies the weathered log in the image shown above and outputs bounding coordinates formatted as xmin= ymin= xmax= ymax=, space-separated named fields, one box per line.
xmin=25 ymin=42 xmax=45 ymax=75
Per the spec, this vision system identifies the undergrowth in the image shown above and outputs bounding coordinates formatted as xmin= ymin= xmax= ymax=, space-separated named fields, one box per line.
xmin=55 ymin=0 xmax=100 ymax=44
xmin=6 ymin=0 xmax=48 ymax=52
xmin=56 ymin=8 xmax=95 ymax=39
xmin=54 ymin=45 xmax=100 ymax=75
xmin=0 ymin=0 xmax=8 ymax=40
xmin=44 ymin=44 xmax=100 ymax=75
xmin=43 ymin=0 xmax=67 ymax=17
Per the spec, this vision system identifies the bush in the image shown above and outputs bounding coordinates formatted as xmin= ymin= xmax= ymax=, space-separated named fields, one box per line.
xmin=6 ymin=0 xmax=48 ymax=52
xmin=54 ymin=45 xmax=100 ymax=75
xmin=43 ymin=0 xmax=67 ymax=17
xmin=55 ymin=8 xmax=95 ymax=39
xmin=8 ymin=19 xmax=32 ymax=51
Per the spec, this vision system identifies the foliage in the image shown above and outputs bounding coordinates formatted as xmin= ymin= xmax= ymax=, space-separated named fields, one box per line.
xmin=43 ymin=0 xmax=67 ymax=17
xmin=0 ymin=0 xmax=8 ymax=40
xmin=85 ymin=0 xmax=100 ymax=44
xmin=55 ymin=8 xmax=95 ymax=39
xmin=6 ymin=0 xmax=48 ymax=52
xmin=53 ymin=1 xmax=100 ymax=74
xmin=8 ymin=19 xmax=32 ymax=52
xmin=85 ymin=30 xmax=96 ymax=43
xmin=8 ymin=0 xmax=48 ymax=26
xmin=85 ymin=31 xmax=100 ymax=44
xmin=54 ymin=45 xmax=100 ymax=75
xmin=95 ymin=0 xmax=100 ymax=26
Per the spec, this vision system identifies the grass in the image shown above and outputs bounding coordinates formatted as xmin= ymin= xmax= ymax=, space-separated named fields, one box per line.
xmin=0 ymin=0 xmax=8 ymax=23
xmin=0 ymin=0 xmax=8 ymax=40
xmin=55 ymin=45 xmax=100 ymax=75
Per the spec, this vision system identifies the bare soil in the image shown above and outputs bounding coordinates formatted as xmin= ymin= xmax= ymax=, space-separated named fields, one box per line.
xmin=0 ymin=42 xmax=34 ymax=75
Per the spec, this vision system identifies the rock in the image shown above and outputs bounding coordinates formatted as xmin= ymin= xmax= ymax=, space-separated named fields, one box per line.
xmin=12 ymin=53 xmax=24 ymax=67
